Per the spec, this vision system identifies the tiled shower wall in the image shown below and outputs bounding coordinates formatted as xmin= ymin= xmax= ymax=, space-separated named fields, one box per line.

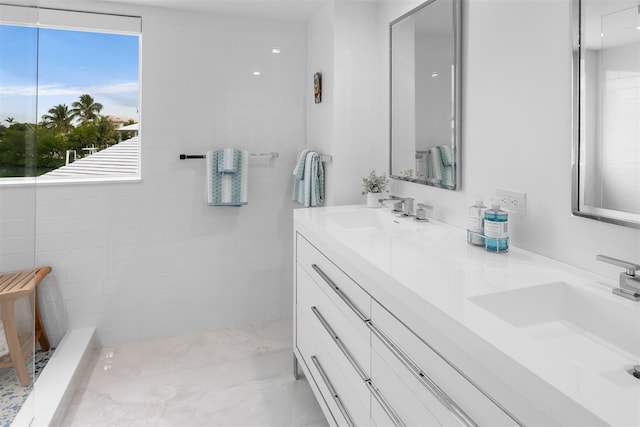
xmin=0 ymin=2 xmax=307 ymax=346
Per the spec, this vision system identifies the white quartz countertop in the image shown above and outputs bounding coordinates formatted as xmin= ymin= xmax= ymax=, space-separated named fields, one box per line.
xmin=294 ymin=205 xmax=640 ymax=427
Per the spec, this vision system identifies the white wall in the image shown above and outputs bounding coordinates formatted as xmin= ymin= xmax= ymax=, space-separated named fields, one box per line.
xmin=306 ymin=0 xmax=386 ymax=206
xmin=0 ymin=0 xmax=307 ymax=346
xmin=380 ymin=0 xmax=639 ymax=278
xmin=332 ymin=0 xmax=386 ymax=205
xmin=306 ymin=2 xmax=336 ymax=204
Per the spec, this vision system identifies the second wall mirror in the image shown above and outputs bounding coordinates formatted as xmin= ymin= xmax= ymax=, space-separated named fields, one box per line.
xmin=572 ymin=0 xmax=640 ymax=228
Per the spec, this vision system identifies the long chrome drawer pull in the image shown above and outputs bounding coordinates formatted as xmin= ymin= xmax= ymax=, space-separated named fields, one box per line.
xmin=311 ymin=264 xmax=369 ymax=322
xmin=367 ymin=322 xmax=479 ymax=427
xmin=366 ymin=379 xmax=406 ymax=427
xmin=311 ymin=355 xmax=356 ymax=427
xmin=311 ymin=306 xmax=368 ymax=381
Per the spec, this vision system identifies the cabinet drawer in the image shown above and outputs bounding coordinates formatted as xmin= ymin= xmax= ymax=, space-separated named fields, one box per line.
xmin=372 ymin=334 xmax=460 ymax=426
xmin=297 ymin=264 xmax=370 ymax=374
xmin=297 ymin=233 xmax=370 ymax=322
xmin=370 ymin=301 xmax=520 ymax=427
xmin=297 ymin=303 xmax=371 ymax=427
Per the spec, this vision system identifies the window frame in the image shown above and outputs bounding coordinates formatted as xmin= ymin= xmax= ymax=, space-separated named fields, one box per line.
xmin=0 ymin=5 xmax=142 ymax=186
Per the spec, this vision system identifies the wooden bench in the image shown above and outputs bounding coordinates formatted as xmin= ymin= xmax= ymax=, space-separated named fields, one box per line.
xmin=0 ymin=266 xmax=51 ymax=386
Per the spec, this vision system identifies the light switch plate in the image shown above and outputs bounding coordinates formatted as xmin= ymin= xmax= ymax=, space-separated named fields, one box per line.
xmin=496 ymin=189 xmax=526 ymax=215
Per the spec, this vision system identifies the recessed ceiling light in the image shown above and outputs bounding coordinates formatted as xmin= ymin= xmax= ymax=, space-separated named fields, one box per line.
xmin=271 ymin=48 xmax=281 ymax=54
xmin=431 ymin=72 xmax=439 ymax=78
xmin=253 ymin=71 xmax=261 ymax=76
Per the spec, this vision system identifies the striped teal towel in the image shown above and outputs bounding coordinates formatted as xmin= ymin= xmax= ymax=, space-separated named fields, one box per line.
xmin=206 ymin=149 xmax=248 ymax=206
xmin=293 ymin=150 xmax=324 ymax=207
xmin=217 ymin=148 xmax=240 ymax=174
xmin=427 ymin=146 xmax=444 ymax=184
xmin=438 ymin=145 xmax=455 ymax=188
xmin=426 ymin=146 xmax=455 ymax=188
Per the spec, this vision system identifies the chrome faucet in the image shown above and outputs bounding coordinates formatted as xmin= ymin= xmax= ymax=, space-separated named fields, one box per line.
xmin=596 ymin=255 xmax=640 ymax=301
xmin=378 ymin=195 xmax=414 ymax=216
xmin=415 ymin=203 xmax=433 ymax=222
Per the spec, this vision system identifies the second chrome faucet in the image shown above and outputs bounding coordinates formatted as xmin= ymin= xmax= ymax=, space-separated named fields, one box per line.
xmin=596 ymin=254 xmax=640 ymax=301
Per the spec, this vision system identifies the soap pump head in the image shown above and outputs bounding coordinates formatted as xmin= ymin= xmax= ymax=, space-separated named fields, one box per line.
xmin=490 ymin=199 xmax=501 ymax=210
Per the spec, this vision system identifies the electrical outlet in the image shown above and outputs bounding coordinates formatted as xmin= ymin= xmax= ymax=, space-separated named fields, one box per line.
xmin=496 ymin=189 xmax=526 ymax=215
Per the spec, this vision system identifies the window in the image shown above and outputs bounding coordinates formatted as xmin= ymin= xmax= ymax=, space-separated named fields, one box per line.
xmin=0 ymin=5 xmax=141 ymax=184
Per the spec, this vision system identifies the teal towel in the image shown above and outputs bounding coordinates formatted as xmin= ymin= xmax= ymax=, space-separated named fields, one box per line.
xmin=217 ymin=148 xmax=240 ymax=174
xmin=438 ymin=145 xmax=455 ymax=187
xmin=437 ymin=145 xmax=454 ymax=166
xmin=427 ymin=147 xmax=444 ymax=184
xmin=426 ymin=145 xmax=456 ymax=188
xmin=207 ymin=149 xmax=248 ymax=206
xmin=292 ymin=150 xmax=324 ymax=207
xmin=293 ymin=149 xmax=310 ymax=183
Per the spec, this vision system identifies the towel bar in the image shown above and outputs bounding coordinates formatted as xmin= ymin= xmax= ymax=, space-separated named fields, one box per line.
xmin=180 ymin=152 xmax=279 ymax=160
xmin=180 ymin=152 xmax=332 ymax=162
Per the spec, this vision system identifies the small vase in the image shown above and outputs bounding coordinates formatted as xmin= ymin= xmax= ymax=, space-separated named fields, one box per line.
xmin=366 ymin=192 xmax=381 ymax=208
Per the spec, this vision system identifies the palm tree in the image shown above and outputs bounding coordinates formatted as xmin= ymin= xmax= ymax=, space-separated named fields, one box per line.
xmin=70 ymin=94 xmax=103 ymax=124
xmin=5 ymin=117 xmax=15 ymax=125
xmin=94 ymin=116 xmax=117 ymax=148
xmin=41 ymin=104 xmax=73 ymax=136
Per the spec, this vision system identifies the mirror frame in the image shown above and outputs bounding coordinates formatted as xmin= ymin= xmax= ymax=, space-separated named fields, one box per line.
xmin=571 ymin=0 xmax=640 ymax=229
xmin=389 ymin=0 xmax=462 ymax=190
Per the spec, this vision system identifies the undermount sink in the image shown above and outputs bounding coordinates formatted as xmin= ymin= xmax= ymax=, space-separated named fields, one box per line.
xmin=469 ymin=282 xmax=639 ymax=361
xmin=325 ymin=209 xmax=422 ymax=234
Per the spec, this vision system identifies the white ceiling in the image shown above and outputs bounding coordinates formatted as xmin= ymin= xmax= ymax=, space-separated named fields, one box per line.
xmin=95 ymin=0 xmax=331 ymax=22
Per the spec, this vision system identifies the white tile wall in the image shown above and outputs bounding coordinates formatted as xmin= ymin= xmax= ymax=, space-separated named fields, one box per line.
xmin=0 ymin=2 xmax=307 ymax=346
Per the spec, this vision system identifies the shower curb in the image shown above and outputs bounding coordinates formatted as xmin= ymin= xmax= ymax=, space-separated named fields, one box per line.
xmin=12 ymin=328 xmax=96 ymax=427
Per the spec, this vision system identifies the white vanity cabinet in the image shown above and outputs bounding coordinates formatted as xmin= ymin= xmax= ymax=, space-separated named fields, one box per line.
xmin=369 ymin=301 xmax=520 ymax=427
xmin=295 ymin=233 xmax=372 ymax=426
xmin=294 ymin=206 xmax=638 ymax=427
xmin=294 ymin=231 xmax=521 ymax=427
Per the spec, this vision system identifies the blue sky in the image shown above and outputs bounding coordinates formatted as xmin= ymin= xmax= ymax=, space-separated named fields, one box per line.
xmin=0 ymin=24 xmax=139 ymax=124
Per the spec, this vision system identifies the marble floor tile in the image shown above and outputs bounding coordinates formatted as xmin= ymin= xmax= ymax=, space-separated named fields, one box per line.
xmin=64 ymin=320 xmax=326 ymax=427
xmin=80 ymin=319 xmax=293 ymax=390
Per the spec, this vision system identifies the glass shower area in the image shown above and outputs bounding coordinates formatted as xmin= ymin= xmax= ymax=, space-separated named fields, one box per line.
xmin=0 ymin=4 xmax=40 ymax=424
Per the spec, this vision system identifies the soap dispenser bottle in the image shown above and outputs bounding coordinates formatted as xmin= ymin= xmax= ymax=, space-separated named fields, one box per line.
xmin=467 ymin=199 xmax=486 ymax=246
xmin=484 ymin=201 xmax=508 ymax=253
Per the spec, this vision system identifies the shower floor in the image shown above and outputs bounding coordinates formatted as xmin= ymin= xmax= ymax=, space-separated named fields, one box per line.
xmin=62 ymin=319 xmax=327 ymax=426
xmin=0 ymin=347 xmax=55 ymax=426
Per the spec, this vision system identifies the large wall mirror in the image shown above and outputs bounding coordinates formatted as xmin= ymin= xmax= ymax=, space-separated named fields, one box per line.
xmin=572 ymin=0 xmax=640 ymax=228
xmin=390 ymin=0 xmax=461 ymax=190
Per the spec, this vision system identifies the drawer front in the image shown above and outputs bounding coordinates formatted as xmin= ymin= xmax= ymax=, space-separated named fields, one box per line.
xmin=297 ymin=233 xmax=370 ymax=322
xmin=297 ymin=264 xmax=370 ymax=374
xmin=371 ymin=301 xmax=521 ymax=427
xmin=297 ymin=303 xmax=371 ymax=427
xmin=368 ymin=376 xmax=414 ymax=427
xmin=372 ymin=334 xmax=460 ymax=427
xmin=372 ymin=399 xmax=402 ymax=427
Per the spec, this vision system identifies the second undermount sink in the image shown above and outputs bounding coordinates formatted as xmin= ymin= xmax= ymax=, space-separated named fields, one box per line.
xmin=469 ymin=282 xmax=639 ymax=361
